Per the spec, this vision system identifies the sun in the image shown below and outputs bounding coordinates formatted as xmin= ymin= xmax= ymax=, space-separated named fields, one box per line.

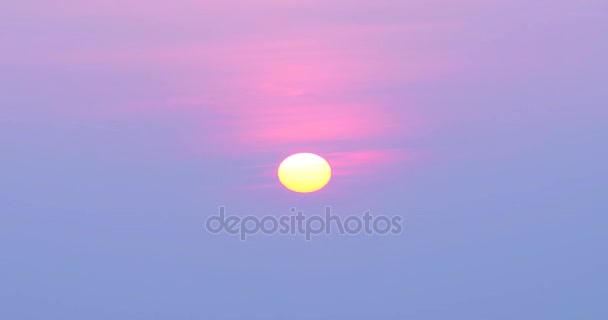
xmin=278 ymin=153 xmax=332 ymax=193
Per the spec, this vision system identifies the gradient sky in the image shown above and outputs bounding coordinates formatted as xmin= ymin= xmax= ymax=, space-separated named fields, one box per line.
xmin=1 ymin=0 xmax=607 ymax=319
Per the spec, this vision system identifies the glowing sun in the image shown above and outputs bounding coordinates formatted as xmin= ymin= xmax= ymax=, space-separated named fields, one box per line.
xmin=278 ymin=153 xmax=332 ymax=193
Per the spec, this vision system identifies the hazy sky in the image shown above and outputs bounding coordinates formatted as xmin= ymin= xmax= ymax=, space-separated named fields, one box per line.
xmin=1 ymin=0 xmax=607 ymax=319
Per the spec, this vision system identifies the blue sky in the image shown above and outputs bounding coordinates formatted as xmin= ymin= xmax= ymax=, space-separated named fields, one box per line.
xmin=1 ymin=0 xmax=607 ymax=318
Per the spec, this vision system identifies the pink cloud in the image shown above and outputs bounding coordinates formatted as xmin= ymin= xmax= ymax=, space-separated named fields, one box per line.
xmin=5 ymin=0 xmax=451 ymax=182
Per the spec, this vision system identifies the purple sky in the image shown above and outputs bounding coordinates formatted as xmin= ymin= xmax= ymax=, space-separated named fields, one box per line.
xmin=1 ymin=0 xmax=607 ymax=318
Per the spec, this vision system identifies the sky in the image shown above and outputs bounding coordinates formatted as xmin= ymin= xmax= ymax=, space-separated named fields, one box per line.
xmin=1 ymin=0 xmax=607 ymax=319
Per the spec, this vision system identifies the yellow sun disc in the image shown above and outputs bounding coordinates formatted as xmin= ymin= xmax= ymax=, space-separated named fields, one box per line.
xmin=278 ymin=153 xmax=332 ymax=193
